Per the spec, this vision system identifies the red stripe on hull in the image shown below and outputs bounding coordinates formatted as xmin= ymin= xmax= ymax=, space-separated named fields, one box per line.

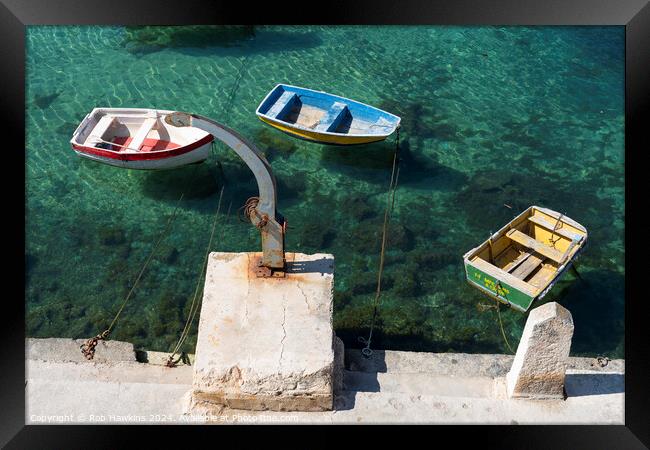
xmin=72 ymin=134 xmax=214 ymax=161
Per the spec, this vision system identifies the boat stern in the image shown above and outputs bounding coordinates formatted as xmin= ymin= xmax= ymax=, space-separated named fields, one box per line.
xmin=463 ymin=257 xmax=535 ymax=312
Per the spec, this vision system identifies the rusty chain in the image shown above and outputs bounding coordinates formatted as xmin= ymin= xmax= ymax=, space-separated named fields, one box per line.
xmin=80 ymin=330 xmax=110 ymax=360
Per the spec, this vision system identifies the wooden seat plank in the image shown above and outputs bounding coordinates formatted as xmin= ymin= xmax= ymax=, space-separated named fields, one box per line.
xmin=503 ymin=250 xmax=532 ymax=273
xmin=506 ymin=229 xmax=565 ymax=263
xmin=128 ymin=117 xmax=157 ymax=152
xmin=87 ymin=115 xmax=115 ymax=144
xmin=528 ymin=215 xmax=583 ymax=242
xmin=510 ymin=253 xmax=545 ymax=280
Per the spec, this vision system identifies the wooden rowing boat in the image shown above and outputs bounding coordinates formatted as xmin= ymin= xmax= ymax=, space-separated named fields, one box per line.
xmin=70 ymin=108 xmax=214 ymax=170
xmin=255 ymin=84 xmax=401 ymax=145
xmin=462 ymin=206 xmax=588 ymax=312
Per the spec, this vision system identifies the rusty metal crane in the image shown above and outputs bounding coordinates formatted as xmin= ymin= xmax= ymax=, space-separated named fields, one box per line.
xmin=165 ymin=112 xmax=286 ymax=277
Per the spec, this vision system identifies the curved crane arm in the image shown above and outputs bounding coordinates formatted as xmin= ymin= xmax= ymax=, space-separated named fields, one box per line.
xmin=165 ymin=112 xmax=285 ymax=274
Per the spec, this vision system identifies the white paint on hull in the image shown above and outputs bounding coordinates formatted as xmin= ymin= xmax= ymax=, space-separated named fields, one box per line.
xmin=74 ymin=143 xmax=211 ymax=170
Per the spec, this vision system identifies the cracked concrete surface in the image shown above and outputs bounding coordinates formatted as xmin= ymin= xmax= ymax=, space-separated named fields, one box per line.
xmin=189 ymin=252 xmax=335 ymax=412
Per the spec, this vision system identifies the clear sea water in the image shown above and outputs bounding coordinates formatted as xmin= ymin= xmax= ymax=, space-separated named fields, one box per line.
xmin=25 ymin=26 xmax=625 ymax=358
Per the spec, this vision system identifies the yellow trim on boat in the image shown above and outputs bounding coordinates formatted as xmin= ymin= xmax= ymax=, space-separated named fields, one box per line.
xmin=258 ymin=116 xmax=386 ymax=145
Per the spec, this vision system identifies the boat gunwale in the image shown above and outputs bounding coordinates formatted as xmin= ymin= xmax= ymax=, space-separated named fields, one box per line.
xmin=255 ymin=83 xmax=401 ymax=138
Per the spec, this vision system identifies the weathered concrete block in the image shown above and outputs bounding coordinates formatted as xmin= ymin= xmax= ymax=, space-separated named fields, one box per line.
xmin=188 ymin=252 xmax=335 ymax=412
xmin=26 ymin=338 xmax=136 ymax=363
xmin=506 ymin=302 xmax=574 ymax=399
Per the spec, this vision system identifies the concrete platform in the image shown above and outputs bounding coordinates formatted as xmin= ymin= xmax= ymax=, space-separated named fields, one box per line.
xmin=25 ymin=339 xmax=624 ymax=425
xmin=187 ymin=252 xmax=336 ymax=412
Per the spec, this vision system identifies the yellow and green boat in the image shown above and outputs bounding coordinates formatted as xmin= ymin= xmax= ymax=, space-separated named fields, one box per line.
xmin=463 ymin=205 xmax=587 ymax=312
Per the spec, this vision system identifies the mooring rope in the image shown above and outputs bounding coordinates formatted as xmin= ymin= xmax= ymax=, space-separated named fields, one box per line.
xmin=166 ymin=186 xmax=225 ymax=367
xmin=493 ymin=282 xmax=515 ymax=354
xmin=224 ymin=55 xmax=250 ymax=116
xmin=549 ymin=213 xmax=565 ymax=248
xmin=81 ymin=193 xmax=185 ymax=360
xmin=208 ymin=54 xmax=251 ymax=179
xmin=358 ymin=128 xmax=401 ymax=358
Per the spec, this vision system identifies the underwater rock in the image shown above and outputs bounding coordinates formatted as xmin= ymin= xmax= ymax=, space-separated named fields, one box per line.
xmin=334 ymin=289 xmax=353 ymax=309
xmin=105 ymin=258 xmax=126 ymax=280
xmin=33 ymin=91 xmax=61 ymax=109
xmin=349 ymin=223 xmax=381 ymax=254
xmin=114 ymin=318 xmax=147 ymax=341
xmin=44 ymin=280 xmax=60 ymax=294
xmin=386 ymin=222 xmax=415 ymax=251
xmin=341 ymin=197 xmax=377 ymax=222
xmin=26 ymin=310 xmax=45 ymax=334
xmin=374 ymin=301 xmax=428 ymax=339
xmin=26 ymin=252 xmax=38 ymax=275
xmin=276 ymin=172 xmax=307 ymax=201
xmin=333 ymin=301 xmax=378 ymax=333
xmin=297 ymin=214 xmax=337 ymax=250
xmin=99 ymin=228 xmax=126 ymax=246
xmin=467 ymin=169 xmax=514 ymax=193
xmin=383 ymin=251 xmax=407 ymax=268
xmin=350 ymin=255 xmax=370 ymax=273
xmin=253 ymin=128 xmax=297 ymax=156
xmin=351 ymin=271 xmax=393 ymax=296
xmin=162 ymin=247 xmax=180 ymax=265
xmin=391 ymin=268 xmax=421 ymax=298
xmin=411 ymin=247 xmax=458 ymax=272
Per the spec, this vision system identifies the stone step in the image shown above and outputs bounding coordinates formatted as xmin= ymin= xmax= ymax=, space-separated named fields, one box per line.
xmin=344 ymin=349 xmax=625 ymax=376
xmin=330 ymin=389 xmax=624 ymax=424
xmin=27 ymin=359 xmax=193 ymax=385
xmin=27 ymin=338 xmax=136 ymax=363
xmin=343 ymin=370 xmax=501 ymax=398
xmin=27 ymin=378 xmax=191 ymax=423
xmin=345 ymin=349 xmax=514 ymax=377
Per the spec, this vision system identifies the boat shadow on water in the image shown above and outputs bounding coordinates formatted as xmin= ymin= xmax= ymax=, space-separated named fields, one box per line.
xmin=139 ymin=163 xmax=224 ymax=207
xmin=319 ymin=137 xmax=468 ymax=190
xmin=123 ymin=26 xmax=323 ymax=57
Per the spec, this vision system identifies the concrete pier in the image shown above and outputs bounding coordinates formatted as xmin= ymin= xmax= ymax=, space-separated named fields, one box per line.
xmin=506 ymin=302 xmax=574 ymax=399
xmin=187 ymin=252 xmax=336 ymax=413
xmin=25 ymin=339 xmax=624 ymax=424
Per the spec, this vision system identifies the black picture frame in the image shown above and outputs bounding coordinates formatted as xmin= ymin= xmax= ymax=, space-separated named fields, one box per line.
xmin=3 ymin=0 xmax=647 ymax=446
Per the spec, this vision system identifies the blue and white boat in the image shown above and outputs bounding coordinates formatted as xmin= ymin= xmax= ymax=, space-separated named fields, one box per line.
xmin=255 ymin=84 xmax=401 ymax=145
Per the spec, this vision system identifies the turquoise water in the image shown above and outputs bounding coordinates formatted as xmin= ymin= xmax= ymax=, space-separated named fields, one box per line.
xmin=26 ymin=26 xmax=625 ymax=358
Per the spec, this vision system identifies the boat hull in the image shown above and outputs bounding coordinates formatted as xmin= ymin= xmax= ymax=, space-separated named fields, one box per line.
xmin=258 ymin=116 xmax=388 ymax=145
xmin=72 ymin=141 xmax=211 ymax=170
xmin=464 ymin=260 xmax=537 ymax=312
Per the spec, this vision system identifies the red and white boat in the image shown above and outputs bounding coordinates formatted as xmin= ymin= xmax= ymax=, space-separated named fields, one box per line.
xmin=70 ymin=108 xmax=214 ymax=170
